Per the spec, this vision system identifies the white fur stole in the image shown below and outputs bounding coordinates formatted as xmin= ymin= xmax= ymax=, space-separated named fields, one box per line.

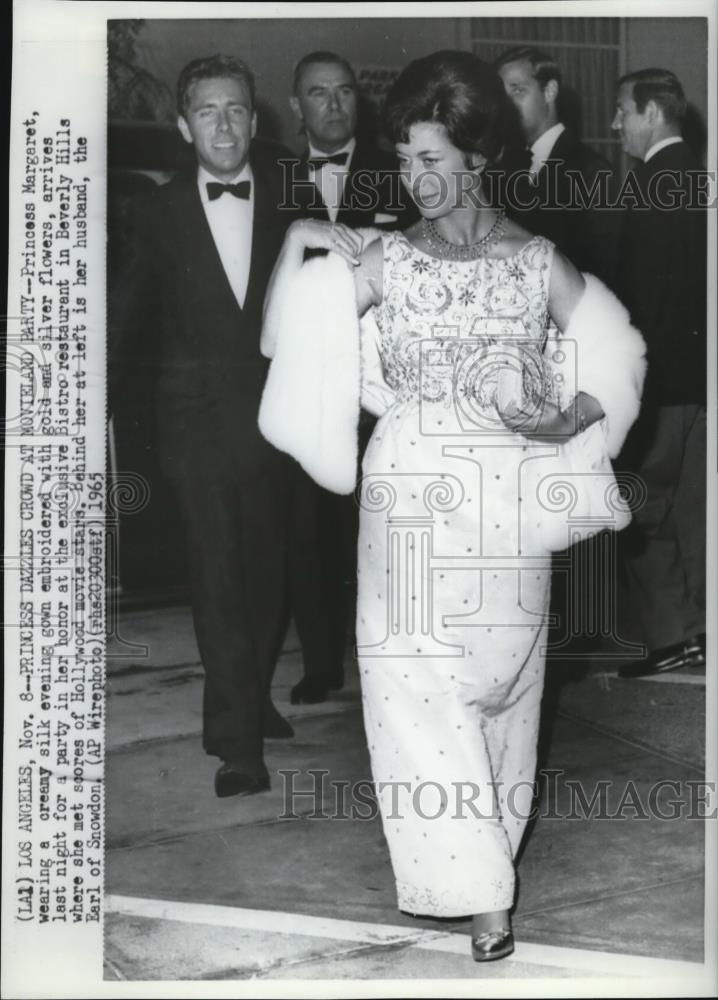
xmin=259 ymin=251 xmax=647 ymax=492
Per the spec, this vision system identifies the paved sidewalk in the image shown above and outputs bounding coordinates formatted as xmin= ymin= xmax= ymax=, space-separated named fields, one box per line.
xmin=105 ymin=605 xmax=713 ymax=991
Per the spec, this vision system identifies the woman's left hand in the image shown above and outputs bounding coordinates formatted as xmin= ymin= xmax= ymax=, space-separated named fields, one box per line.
xmin=496 ymin=395 xmax=574 ymax=442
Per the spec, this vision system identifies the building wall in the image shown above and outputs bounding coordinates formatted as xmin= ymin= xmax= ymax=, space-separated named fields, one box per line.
xmin=624 ymin=16 xmax=707 ymax=120
xmin=127 ymin=15 xmax=708 ymax=154
xmin=133 ymin=16 xmax=460 ymax=150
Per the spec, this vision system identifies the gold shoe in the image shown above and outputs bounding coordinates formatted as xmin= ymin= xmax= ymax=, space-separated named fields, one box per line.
xmin=471 ymin=928 xmax=514 ymax=962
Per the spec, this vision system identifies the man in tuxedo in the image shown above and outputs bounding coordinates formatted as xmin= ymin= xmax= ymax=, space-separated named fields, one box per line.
xmin=280 ymin=51 xmax=414 ymax=706
xmin=286 ymin=50 xmax=410 ymax=229
xmin=122 ymin=55 xmax=295 ymax=797
xmin=610 ymin=69 xmax=707 ymax=678
xmin=496 ymin=46 xmax=618 ymax=287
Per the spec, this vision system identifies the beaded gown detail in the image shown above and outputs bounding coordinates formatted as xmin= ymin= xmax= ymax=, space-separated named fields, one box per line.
xmin=356 ymin=230 xmax=556 ymax=916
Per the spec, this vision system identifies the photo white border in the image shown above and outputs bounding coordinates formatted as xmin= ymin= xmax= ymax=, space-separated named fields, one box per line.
xmin=3 ymin=1 xmax=717 ymax=996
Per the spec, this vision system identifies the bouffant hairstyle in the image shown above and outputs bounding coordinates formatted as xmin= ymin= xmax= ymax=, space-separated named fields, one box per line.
xmin=177 ymin=54 xmax=256 ymax=117
xmin=383 ymin=50 xmax=528 ymax=185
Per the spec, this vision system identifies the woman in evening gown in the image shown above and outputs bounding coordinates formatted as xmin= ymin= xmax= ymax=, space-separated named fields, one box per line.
xmin=262 ymin=51 xmax=644 ymax=962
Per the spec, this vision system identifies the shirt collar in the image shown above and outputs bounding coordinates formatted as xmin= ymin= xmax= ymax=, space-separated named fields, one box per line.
xmin=307 ymin=136 xmax=356 ymax=164
xmin=530 ymin=122 xmax=566 ymax=166
xmin=644 ymin=136 xmax=683 ymax=163
xmin=198 ymin=162 xmax=254 ymax=203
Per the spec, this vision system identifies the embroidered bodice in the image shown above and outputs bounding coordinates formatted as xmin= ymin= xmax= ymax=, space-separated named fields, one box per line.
xmin=372 ymin=231 xmax=555 ymax=415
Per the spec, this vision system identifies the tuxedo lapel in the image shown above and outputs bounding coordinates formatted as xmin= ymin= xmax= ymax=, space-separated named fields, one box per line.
xmin=244 ymin=167 xmax=286 ymax=316
xmin=338 ymin=142 xmax=377 ymax=225
xmin=294 ymin=151 xmax=331 ymax=220
xmin=338 ymin=143 xmax=365 ymax=215
xmin=170 ymin=173 xmax=244 ymax=319
xmin=548 ymin=129 xmax=572 ymax=163
xmin=528 ymin=130 xmax=575 ymax=202
xmin=295 ymin=144 xmax=373 ymax=223
xmin=293 ymin=140 xmax=405 ymax=226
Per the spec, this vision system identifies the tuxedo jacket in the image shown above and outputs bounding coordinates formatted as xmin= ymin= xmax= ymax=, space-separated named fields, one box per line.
xmin=617 ymin=141 xmax=706 ymax=407
xmin=511 ymin=129 xmax=618 ymax=288
xmin=286 ymin=137 xmax=417 ymax=230
xmin=115 ymin=141 xmax=292 ymax=479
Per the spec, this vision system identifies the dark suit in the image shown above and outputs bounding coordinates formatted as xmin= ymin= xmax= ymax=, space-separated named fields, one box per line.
xmin=285 ymin=139 xmax=415 ymax=690
xmin=119 ymin=143 xmax=293 ymax=775
xmin=617 ymin=141 xmax=706 ymax=408
xmin=616 ymin=140 xmax=707 ymax=652
xmin=512 ymin=128 xmax=618 ymax=287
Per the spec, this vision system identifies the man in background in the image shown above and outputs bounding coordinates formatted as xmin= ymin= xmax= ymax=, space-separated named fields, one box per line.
xmin=496 ymin=45 xmax=618 ymax=287
xmin=287 ymin=50 xmax=410 ymax=229
xmin=281 ymin=51 xmax=414 ymax=705
xmin=611 ymin=68 xmax=706 ymax=678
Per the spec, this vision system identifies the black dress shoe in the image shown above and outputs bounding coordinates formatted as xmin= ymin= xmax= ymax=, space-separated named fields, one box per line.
xmin=215 ymin=763 xmax=270 ymax=799
xmin=471 ymin=928 xmax=514 ymax=962
xmin=618 ymin=633 xmax=706 ymax=678
xmin=263 ymin=701 xmax=294 ymax=739
xmin=290 ymin=677 xmax=329 ymax=705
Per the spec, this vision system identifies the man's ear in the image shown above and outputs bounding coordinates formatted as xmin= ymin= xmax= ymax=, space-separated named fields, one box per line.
xmin=544 ymin=79 xmax=559 ymax=105
xmin=177 ymin=116 xmax=193 ymax=145
xmin=289 ymin=95 xmax=303 ymax=122
xmin=644 ymin=98 xmax=662 ymax=126
xmin=251 ymin=110 xmax=257 ymax=140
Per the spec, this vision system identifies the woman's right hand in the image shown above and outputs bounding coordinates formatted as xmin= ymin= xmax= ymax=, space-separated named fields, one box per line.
xmin=287 ymin=219 xmax=363 ymax=267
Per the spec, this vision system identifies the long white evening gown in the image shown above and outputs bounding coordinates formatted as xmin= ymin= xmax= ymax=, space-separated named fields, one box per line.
xmin=356 ymin=230 xmax=558 ymax=917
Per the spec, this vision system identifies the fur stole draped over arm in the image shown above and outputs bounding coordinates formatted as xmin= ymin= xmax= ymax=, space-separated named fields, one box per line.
xmin=536 ymin=274 xmax=647 ymax=549
xmin=258 ymin=229 xmax=385 ymax=494
xmin=545 ymin=273 xmax=647 ymax=458
xmin=259 ymin=255 xmax=646 ymax=500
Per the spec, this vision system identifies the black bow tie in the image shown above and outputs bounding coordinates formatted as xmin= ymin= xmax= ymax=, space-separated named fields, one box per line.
xmin=307 ymin=152 xmax=349 ymax=170
xmin=206 ymin=180 xmax=251 ymax=201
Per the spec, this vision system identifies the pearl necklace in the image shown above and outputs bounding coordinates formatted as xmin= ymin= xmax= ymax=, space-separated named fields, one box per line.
xmin=421 ymin=210 xmax=507 ymax=261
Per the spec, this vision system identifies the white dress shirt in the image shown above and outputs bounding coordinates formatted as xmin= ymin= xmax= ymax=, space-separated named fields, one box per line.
xmin=529 ymin=122 xmax=566 ymax=179
xmin=307 ymin=137 xmax=356 ymax=222
xmin=197 ymin=163 xmax=254 ymax=309
xmin=644 ymin=135 xmax=683 ymax=163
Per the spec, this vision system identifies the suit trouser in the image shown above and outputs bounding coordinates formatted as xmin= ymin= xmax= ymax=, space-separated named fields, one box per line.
xmin=287 ymin=462 xmax=336 ymax=679
xmin=619 ymin=403 xmax=706 ymax=652
xmin=287 ymin=464 xmax=358 ymax=682
xmin=288 ymin=417 xmax=374 ymax=683
xmin=174 ymin=460 xmax=289 ymax=774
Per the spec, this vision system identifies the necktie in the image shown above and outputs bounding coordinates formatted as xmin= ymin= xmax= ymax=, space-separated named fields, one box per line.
xmin=307 ymin=151 xmax=349 ymax=170
xmin=206 ymin=180 xmax=251 ymax=201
